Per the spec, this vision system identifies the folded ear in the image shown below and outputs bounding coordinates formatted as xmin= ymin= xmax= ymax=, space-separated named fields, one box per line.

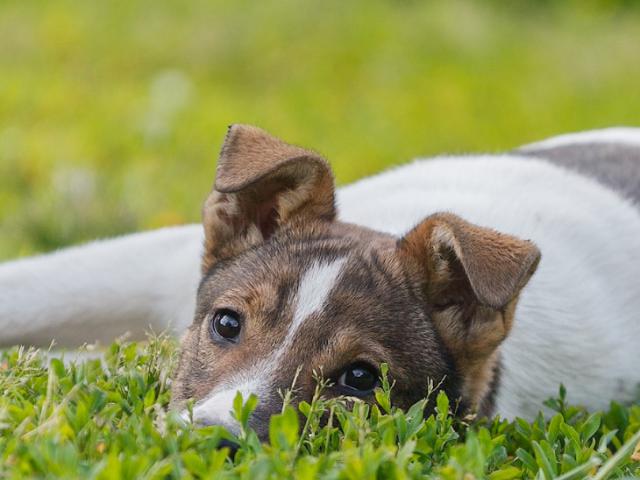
xmin=400 ymin=212 xmax=540 ymax=310
xmin=398 ymin=212 xmax=540 ymax=410
xmin=202 ymin=124 xmax=336 ymax=271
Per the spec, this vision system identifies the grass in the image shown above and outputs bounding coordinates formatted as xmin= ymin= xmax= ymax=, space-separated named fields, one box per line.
xmin=0 ymin=336 xmax=638 ymax=479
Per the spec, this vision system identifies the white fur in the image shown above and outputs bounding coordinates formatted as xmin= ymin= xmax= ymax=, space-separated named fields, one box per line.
xmin=520 ymin=126 xmax=640 ymax=150
xmin=0 ymin=225 xmax=202 ymax=346
xmin=190 ymin=373 xmax=265 ymax=433
xmin=1 ymin=128 xmax=640 ymax=420
xmin=193 ymin=387 xmax=242 ymax=428
xmin=286 ymin=258 xmax=346 ymax=347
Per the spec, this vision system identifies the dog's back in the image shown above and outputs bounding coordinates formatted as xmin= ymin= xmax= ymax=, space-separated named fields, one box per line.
xmin=337 ymin=127 xmax=640 ymax=417
xmin=518 ymin=127 xmax=640 ymax=205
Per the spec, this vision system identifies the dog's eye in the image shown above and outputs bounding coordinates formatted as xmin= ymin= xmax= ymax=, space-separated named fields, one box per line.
xmin=210 ymin=310 xmax=241 ymax=342
xmin=337 ymin=363 xmax=379 ymax=395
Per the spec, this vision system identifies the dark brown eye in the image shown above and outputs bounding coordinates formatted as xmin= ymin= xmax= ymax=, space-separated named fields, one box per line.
xmin=337 ymin=363 xmax=379 ymax=395
xmin=210 ymin=310 xmax=241 ymax=342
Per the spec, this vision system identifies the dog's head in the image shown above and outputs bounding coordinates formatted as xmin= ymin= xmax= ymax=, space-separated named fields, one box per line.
xmin=171 ymin=125 xmax=540 ymax=438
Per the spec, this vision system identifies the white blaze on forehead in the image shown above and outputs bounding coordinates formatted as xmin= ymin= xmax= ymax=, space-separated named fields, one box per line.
xmin=285 ymin=257 xmax=347 ymax=347
xmin=188 ymin=257 xmax=348 ymax=429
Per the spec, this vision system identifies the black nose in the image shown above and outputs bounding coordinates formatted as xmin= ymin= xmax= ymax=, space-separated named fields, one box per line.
xmin=217 ymin=438 xmax=240 ymax=457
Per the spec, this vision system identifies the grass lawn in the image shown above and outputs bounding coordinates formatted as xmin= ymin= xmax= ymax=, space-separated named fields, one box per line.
xmin=1 ymin=1 xmax=639 ymax=478
xmin=0 ymin=336 xmax=639 ymax=478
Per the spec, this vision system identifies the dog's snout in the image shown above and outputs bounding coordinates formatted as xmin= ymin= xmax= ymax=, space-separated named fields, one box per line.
xmin=186 ymin=412 xmax=242 ymax=456
xmin=217 ymin=438 xmax=240 ymax=457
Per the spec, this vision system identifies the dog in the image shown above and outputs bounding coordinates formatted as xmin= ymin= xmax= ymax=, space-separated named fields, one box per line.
xmin=1 ymin=125 xmax=640 ymax=439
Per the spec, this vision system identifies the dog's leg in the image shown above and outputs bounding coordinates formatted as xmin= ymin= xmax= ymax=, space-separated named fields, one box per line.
xmin=0 ymin=225 xmax=203 ymax=347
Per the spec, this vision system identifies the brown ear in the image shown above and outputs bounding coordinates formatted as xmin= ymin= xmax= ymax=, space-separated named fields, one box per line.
xmin=400 ymin=212 xmax=540 ymax=310
xmin=398 ymin=213 xmax=540 ymax=410
xmin=202 ymin=124 xmax=336 ymax=271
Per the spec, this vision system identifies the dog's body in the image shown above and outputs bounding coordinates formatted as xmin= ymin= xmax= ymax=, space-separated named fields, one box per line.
xmin=341 ymin=150 xmax=640 ymax=420
xmin=1 ymin=126 xmax=640 ymax=433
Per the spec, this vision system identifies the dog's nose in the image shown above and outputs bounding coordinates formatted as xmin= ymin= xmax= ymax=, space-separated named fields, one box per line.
xmin=217 ymin=438 xmax=240 ymax=457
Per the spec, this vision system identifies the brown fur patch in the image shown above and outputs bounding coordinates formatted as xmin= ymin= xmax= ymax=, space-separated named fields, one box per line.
xmin=172 ymin=221 xmax=459 ymax=437
xmin=202 ymin=125 xmax=336 ymax=272
xmin=398 ymin=212 xmax=540 ymax=410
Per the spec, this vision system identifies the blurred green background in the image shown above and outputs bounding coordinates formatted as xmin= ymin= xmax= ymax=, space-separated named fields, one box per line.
xmin=1 ymin=0 xmax=639 ymax=260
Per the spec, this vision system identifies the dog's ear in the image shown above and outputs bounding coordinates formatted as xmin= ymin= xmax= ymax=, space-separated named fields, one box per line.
xmin=400 ymin=212 xmax=541 ymax=310
xmin=398 ymin=213 xmax=540 ymax=407
xmin=202 ymin=124 xmax=336 ymax=271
